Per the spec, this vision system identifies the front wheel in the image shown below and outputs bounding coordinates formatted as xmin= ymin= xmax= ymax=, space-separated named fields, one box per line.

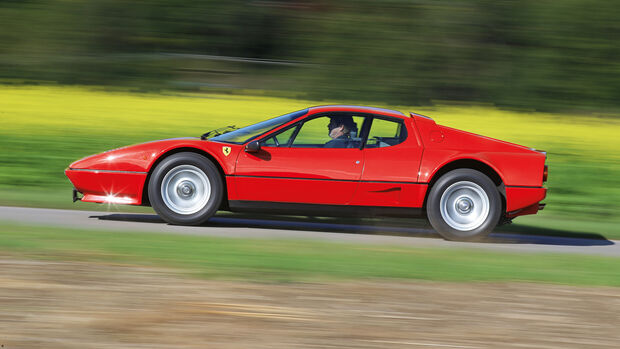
xmin=426 ymin=169 xmax=501 ymax=241
xmin=148 ymin=152 xmax=223 ymax=225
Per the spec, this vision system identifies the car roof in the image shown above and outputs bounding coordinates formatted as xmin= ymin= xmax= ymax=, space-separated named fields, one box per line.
xmin=308 ymin=105 xmax=406 ymax=118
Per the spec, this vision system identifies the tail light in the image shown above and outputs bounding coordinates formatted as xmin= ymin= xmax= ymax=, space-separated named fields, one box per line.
xmin=543 ymin=165 xmax=548 ymax=183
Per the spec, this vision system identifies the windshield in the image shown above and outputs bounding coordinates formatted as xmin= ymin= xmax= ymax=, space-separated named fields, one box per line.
xmin=209 ymin=108 xmax=308 ymax=144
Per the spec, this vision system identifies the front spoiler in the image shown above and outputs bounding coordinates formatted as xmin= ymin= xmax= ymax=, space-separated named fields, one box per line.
xmin=65 ymin=168 xmax=145 ymax=205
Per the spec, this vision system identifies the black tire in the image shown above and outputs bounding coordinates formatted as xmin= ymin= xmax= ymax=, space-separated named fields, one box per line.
xmin=426 ymin=169 xmax=501 ymax=241
xmin=148 ymin=152 xmax=223 ymax=225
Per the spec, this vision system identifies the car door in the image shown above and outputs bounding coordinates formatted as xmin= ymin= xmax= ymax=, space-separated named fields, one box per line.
xmin=232 ymin=114 xmax=367 ymax=205
xmin=349 ymin=116 xmax=425 ymax=207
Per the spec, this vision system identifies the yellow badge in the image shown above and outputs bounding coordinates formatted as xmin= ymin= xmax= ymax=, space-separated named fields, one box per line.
xmin=222 ymin=146 xmax=231 ymax=156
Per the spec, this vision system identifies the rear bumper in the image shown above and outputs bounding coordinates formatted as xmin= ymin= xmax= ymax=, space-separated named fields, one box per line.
xmin=65 ymin=168 xmax=146 ymax=205
xmin=507 ymin=202 xmax=546 ymax=219
xmin=505 ymin=186 xmax=547 ymax=218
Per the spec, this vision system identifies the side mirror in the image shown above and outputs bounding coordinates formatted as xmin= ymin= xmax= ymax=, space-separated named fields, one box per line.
xmin=245 ymin=140 xmax=261 ymax=153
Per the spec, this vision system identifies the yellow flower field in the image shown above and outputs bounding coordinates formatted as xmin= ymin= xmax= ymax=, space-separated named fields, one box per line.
xmin=1 ymin=85 xmax=619 ymax=233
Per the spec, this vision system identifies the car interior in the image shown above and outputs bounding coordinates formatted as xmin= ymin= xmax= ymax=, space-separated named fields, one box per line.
xmin=261 ymin=114 xmax=406 ymax=149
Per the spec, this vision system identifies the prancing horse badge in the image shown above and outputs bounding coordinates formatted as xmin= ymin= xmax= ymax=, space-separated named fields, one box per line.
xmin=222 ymin=146 xmax=231 ymax=156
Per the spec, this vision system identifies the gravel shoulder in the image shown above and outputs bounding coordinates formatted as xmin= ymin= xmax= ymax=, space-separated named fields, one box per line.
xmin=1 ymin=258 xmax=619 ymax=349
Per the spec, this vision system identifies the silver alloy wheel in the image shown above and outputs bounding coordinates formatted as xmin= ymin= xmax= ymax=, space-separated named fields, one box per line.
xmin=161 ymin=164 xmax=211 ymax=215
xmin=439 ymin=181 xmax=490 ymax=231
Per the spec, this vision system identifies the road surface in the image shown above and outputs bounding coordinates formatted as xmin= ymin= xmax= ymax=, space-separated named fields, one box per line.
xmin=0 ymin=206 xmax=617 ymax=256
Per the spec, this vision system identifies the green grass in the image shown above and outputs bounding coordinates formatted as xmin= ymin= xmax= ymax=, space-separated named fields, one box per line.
xmin=0 ymin=187 xmax=153 ymax=212
xmin=1 ymin=222 xmax=620 ymax=286
xmin=1 ymin=85 xmax=619 ymax=238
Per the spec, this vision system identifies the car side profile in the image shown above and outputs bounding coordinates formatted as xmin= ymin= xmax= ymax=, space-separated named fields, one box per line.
xmin=65 ymin=105 xmax=547 ymax=241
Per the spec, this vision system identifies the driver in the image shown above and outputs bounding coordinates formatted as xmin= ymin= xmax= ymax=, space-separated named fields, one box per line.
xmin=325 ymin=116 xmax=357 ymax=148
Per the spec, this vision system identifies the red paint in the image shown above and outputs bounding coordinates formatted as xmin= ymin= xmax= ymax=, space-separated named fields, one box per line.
xmin=233 ymin=147 xmax=363 ymax=204
xmin=229 ymin=176 xmax=359 ymax=205
xmin=69 ymin=138 xmax=241 ymax=174
xmin=430 ymin=130 xmax=444 ymax=143
xmin=506 ymin=202 xmax=544 ymax=219
xmin=65 ymin=105 xmax=547 ymax=219
xmin=65 ymin=169 xmax=146 ymax=205
xmin=360 ymin=119 xmax=422 ymax=183
xmin=350 ymin=182 xmax=427 ymax=207
xmin=505 ymin=186 xmax=547 ymax=212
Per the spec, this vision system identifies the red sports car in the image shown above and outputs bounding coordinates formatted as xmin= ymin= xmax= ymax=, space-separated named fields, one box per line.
xmin=66 ymin=105 xmax=547 ymax=241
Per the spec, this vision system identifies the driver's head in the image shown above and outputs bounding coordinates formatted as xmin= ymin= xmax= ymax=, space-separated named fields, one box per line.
xmin=328 ymin=116 xmax=355 ymax=139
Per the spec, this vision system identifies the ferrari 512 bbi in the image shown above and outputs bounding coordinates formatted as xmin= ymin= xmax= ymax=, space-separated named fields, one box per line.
xmin=66 ymin=106 xmax=547 ymax=241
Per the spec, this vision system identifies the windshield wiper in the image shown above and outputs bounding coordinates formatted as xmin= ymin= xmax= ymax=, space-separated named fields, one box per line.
xmin=200 ymin=125 xmax=237 ymax=140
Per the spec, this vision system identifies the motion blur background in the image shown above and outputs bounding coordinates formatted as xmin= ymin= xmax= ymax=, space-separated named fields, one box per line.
xmin=2 ymin=0 xmax=620 ymax=109
xmin=2 ymin=2 xmax=620 ymax=347
xmin=1 ymin=0 xmax=619 ymax=234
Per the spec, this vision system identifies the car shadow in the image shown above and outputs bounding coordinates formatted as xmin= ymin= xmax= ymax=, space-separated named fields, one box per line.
xmin=92 ymin=213 xmax=166 ymax=224
xmin=492 ymin=224 xmax=614 ymax=246
xmin=90 ymin=212 xmax=614 ymax=247
xmin=90 ymin=212 xmax=435 ymax=237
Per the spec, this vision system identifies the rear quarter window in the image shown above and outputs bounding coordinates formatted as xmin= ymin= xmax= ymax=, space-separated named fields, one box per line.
xmin=366 ymin=117 xmax=407 ymax=148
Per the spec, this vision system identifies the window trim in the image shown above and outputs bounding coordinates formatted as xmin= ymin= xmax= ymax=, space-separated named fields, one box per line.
xmin=256 ymin=112 xmax=408 ymax=149
xmin=260 ymin=112 xmax=369 ymax=149
xmin=261 ymin=123 xmax=300 ymax=148
xmin=364 ymin=114 xmax=408 ymax=149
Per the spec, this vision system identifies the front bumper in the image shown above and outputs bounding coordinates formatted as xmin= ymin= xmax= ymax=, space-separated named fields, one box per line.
xmin=65 ymin=168 xmax=146 ymax=205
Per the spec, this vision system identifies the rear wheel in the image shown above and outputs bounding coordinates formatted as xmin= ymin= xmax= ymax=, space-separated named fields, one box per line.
xmin=426 ymin=169 xmax=501 ymax=241
xmin=148 ymin=152 xmax=223 ymax=225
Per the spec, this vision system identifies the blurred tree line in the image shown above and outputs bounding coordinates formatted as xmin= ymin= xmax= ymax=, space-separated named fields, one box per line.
xmin=1 ymin=0 xmax=619 ymax=112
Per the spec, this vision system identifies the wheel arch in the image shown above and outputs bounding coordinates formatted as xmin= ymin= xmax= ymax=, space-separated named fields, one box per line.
xmin=423 ymin=158 xmax=506 ymax=214
xmin=141 ymin=147 xmax=228 ymax=209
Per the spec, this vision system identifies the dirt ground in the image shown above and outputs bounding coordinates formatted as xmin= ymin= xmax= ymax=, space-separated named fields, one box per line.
xmin=1 ymin=259 xmax=619 ymax=349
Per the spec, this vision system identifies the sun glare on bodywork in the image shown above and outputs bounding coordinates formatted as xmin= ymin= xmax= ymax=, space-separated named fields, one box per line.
xmin=104 ymin=194 xmax=133 ymax=204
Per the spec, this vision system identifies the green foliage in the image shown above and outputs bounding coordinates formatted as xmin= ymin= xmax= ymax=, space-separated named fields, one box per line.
xmin=1 ymin=0 xmax=619 ymax=111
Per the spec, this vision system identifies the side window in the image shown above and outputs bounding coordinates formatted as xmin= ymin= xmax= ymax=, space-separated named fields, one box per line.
xmin=291 ymin=117 xmax=329 ymax=147
xmin=366 ymin=118 xmax=407 ymax=148
xmin=291 ymin=115 xmax=364 ymax=148
xmin=262 ymin=126 xmax=297 ymax=147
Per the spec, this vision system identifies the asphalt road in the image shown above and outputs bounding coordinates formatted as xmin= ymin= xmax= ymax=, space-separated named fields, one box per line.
xmin=0 ymin=206 xmax=618 ymax=256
